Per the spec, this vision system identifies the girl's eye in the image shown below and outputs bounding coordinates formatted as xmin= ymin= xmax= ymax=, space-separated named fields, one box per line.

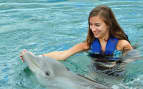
xmin=95 ymin=24 xmax=100 ymax=27
xmin=90 ymin=23 xmax=100 ymax=27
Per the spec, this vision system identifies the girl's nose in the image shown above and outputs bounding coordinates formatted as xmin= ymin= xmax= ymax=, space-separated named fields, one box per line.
xmin=91 ymin=26 xmax=96 ymax=31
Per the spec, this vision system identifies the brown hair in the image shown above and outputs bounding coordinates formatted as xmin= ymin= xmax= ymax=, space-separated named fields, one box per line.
xmin=86 ymin=5 xmax=130 ymax=47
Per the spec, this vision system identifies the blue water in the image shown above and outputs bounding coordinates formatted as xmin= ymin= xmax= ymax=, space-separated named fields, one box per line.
xmin=0 ymin=0 xmax=143 ymax=89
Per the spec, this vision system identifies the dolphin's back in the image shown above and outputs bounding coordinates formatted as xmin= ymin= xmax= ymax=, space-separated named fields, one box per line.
xmin=61 ymin=71 xmax=110 ymax=89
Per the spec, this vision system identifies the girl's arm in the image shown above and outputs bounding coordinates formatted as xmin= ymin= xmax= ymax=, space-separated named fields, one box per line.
xmin=120 ymin=40 xmax=133 ymax=55
xmin=43 ymin=42 xmax=89 ymax=60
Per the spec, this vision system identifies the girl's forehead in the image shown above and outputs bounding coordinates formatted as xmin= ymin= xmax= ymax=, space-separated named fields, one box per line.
xmin=89 ymin=16 xmax=104 ymax=23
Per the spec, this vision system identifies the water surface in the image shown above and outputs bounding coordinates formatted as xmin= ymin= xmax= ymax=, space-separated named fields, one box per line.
xmin=0 ymin=0 xmax=143 ymax=89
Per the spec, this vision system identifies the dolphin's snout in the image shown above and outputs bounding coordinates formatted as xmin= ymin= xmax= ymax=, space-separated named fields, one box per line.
xmin=19 ymin=49 xmax=28 ymax=62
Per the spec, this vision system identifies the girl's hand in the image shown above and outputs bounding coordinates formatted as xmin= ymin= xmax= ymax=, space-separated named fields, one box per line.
xmin=20 ymin=49 xmax=27 ymax=62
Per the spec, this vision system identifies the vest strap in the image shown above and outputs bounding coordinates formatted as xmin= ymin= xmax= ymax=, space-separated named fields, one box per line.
xmin=91 ymin=37 xmax=119 ymax=55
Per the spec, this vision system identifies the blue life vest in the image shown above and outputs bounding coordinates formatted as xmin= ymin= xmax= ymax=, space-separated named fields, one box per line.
xmin=89 ymin=37 xmax=122 ymax=61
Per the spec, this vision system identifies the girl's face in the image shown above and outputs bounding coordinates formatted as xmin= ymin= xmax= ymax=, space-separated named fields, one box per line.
xmin=89 ymin=16 xmax=109 ymax=39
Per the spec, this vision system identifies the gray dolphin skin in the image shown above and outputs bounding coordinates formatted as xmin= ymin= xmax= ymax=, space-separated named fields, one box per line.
xmin=21 ymin=51 xmax=111 ymax=89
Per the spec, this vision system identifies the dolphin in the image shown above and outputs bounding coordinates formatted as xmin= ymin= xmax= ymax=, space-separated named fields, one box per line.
xmin=20 ymin=51 xmax=111 ymax=89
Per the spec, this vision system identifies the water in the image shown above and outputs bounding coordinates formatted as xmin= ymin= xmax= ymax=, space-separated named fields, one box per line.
xmin=0 ymin=0 xmax=143 ymax=89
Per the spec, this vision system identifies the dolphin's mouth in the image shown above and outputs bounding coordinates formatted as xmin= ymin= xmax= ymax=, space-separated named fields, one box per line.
xmin=30 ymin=58 xmax=41 ymax=70
xmin=29 ymin=56 xmax=40 ymax=68
xmin=22 ymin=52 xmax=42 ymax=72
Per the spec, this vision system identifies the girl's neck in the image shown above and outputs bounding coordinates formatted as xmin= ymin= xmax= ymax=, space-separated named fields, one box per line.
xmin=99 ymin=34 xmax=109 ymax=42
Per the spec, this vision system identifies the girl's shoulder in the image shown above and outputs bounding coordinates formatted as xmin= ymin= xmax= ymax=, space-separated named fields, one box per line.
xmin=117 ymin=40 xmax=133 ymax=51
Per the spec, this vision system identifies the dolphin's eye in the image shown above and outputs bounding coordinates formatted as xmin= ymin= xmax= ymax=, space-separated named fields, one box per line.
xmin=45 ymin=72 xmax=50 ymax=76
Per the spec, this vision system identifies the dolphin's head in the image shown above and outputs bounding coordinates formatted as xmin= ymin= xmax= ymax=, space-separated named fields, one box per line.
xmin=20 ymin=51 xmax=68 ymax=85
xmin=20 ymin=51 xmax=111 ymax=89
